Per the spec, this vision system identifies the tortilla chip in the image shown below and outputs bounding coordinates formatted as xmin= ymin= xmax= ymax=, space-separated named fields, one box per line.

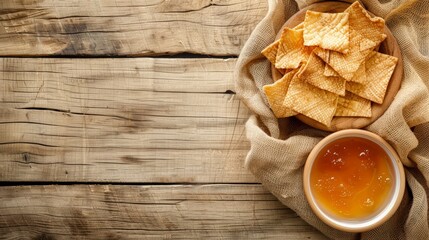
xmin=314 ymin=30 xmax=373 ymax=81
xmin=283 ymin=75 xmax=338 ymax=126
xmin=298 ymin=53 xmax=346 ymax=96
xmin=293 ymin=22 xmax=304 ymax=30
xmin=345 ymin=1 xmax=386 ymax=51
xmin=349 ymin=60 xmax=367 ymax=84
xmin=263 ymin=70 xmax=298 ymax=118
xmin=303 ymin=11 xmax=350 ymax=53
xmin=261 ymin=40 xmax=280 ymax=66
xmin=276 ymin=28 xmax=313 ymax=69
xmin=335 ymin=91 xmax=372 ymax=117
xmin=314 ymin=2 xmax=386 ymax=81
xmin=324 ymin=64 xmax=340 ymax=77
xmin=262 ymin=1 xmax=391 ymax=124
xmin=346 ymin=51 xmax=398 ymax=104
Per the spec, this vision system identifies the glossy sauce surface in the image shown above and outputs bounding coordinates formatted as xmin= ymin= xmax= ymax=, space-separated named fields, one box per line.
xmin=310 ymin=137 xmax=393 ymax=219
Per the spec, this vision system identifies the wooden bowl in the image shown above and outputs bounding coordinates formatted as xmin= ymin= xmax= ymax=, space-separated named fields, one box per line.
xmin=272 ymin=1 xmax=403 ymax=132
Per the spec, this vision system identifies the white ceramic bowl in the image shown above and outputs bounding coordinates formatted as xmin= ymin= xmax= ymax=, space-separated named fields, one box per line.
xmin=303 ymin=129 xmax=405 ymax=232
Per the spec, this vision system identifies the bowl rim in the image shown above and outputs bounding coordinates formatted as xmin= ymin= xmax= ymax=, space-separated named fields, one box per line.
xmin=303 ymin=129 xmax=406 ymax=232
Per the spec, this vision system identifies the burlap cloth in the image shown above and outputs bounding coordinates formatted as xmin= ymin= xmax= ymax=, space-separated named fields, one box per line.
xmin=234 ymin=0 xmax=429 ymax=239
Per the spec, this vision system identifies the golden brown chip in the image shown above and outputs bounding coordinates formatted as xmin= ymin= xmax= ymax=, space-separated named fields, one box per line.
xmin=263 ymin=70 xmax=298 ymax=118
xmin=349 ymin=60 xmax=367 ymax=84
xmin=303 ymin=11 xmax=350 ymax=53
xmin=283 ymin=75 xmax=338 ymax=126
xmin=263 ymin=1 xmax=391 ymax=123
xmin=346 ymin=51 xmax=398 ymax=104
xmin=314 ymin=30 xmax=373 ymax=81
xmin=345 ymin=1 xmax=386 ymax=50
xmin=324 ymin=64 xmax=340 ymax=77
xmin=275 ymin=28 xmax=313 ymax=69
xmin=314 ymin=2 xmax=386 ymax=81
xmin=261 ymin=39 xmax=279 ymax=66
xmin=298 ymin=53 xmax=346 ymax=96
xmin=335 ymin=91 xmax=372 ymax=117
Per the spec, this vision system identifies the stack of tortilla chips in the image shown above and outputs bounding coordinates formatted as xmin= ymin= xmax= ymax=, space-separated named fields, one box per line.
xmin=262 ymin=2 xmax=398 ymax=127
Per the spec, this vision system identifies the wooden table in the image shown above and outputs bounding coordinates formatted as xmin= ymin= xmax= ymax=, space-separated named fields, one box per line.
xmin=0 ymin=1 xmax=328 ymax=239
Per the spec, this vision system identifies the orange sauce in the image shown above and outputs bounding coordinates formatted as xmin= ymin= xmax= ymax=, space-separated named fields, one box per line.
xmin=310 ymin=137 xmax=393 ymax=219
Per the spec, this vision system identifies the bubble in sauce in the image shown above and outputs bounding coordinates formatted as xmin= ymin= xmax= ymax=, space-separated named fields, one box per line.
xmin=310 ymin=137 xmax=394 ymax=219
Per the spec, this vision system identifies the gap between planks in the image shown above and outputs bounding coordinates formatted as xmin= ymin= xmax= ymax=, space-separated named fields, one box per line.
xmin=0 ymin=184 xmax=329 ymax=240
xmin=0 ymin=0 xmax=268 ymax=56
xmin=0 ymin=57 xmax=254 ymax=183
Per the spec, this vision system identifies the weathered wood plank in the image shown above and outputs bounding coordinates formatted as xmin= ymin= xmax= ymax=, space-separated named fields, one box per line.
xmin=0 ymin=0 xmax=267 ymax=56
xmin=0 ymin=58 xmax=253 ymax=183
xmin=0 ymin=184 xmax=327 ymax=239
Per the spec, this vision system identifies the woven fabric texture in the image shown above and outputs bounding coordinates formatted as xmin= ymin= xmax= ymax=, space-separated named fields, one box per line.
xmin=234 ymin=0 xmax=429 ymax=239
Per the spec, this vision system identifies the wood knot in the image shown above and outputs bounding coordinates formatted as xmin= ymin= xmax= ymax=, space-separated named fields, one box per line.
xmin=22 ymin=152 xmax=30 ymax=163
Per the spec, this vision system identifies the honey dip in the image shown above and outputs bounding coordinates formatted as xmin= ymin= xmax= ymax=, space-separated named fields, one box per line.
xmin=310 ymin=137 xmax=394 ymax=219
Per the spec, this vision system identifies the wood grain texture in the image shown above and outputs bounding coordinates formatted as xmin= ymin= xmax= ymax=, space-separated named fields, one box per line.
xmin=0 ymin=184 xmax=328 ymax=240
xmin=0 ymin=0 xmax=267 ymax=56
xmin=0 ymin=58 xmax=253 ymax=183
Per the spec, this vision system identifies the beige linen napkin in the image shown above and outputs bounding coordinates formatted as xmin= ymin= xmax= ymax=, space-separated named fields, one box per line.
xmin=234 ymin=0 xmax=429 ymax=239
